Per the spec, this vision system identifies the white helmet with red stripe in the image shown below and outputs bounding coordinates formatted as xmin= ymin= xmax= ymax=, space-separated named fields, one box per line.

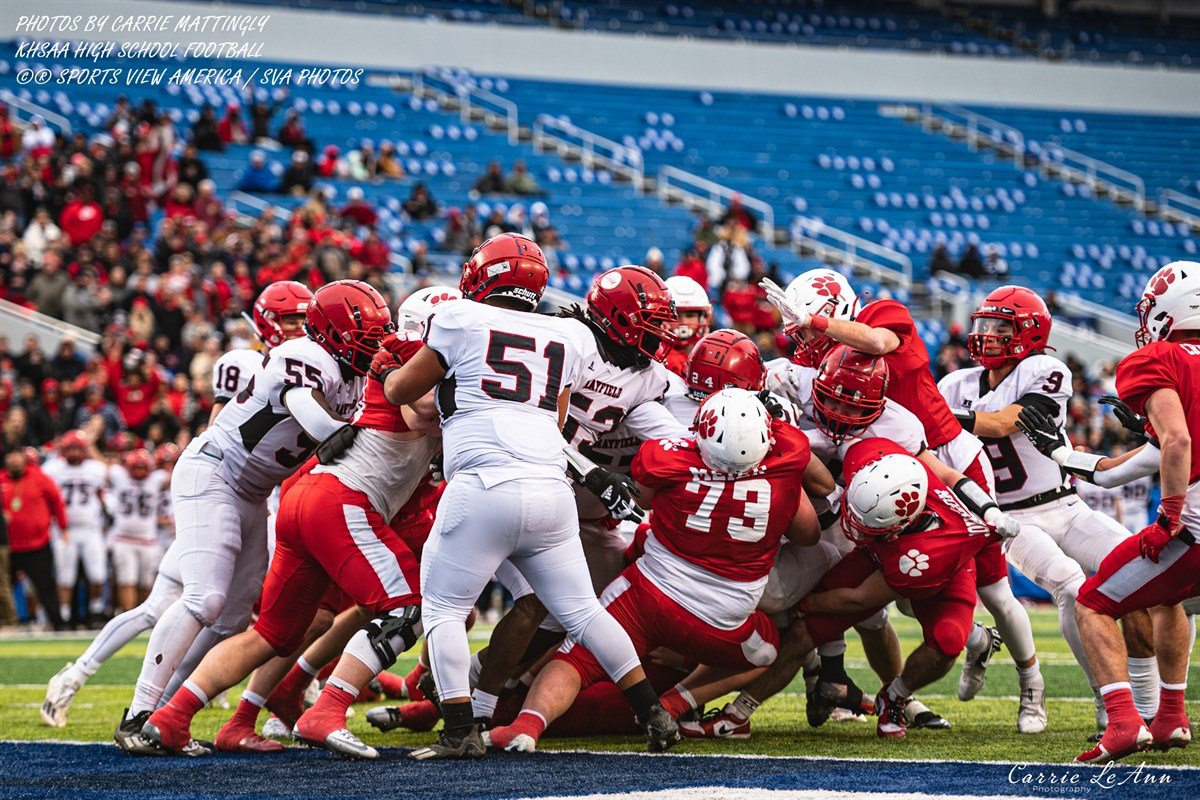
xmin=692 ymin=388 xmax=772 ymax=477
xmin=665 ymin=275 xmax=712 ymax=345
xmin=1135 ymin=261 xmax=1200 ymax=347
xmin=397 ymin=285 xmax=462 ymax=333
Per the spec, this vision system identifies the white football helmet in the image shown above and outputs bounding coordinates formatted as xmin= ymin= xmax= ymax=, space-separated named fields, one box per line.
xmin=1135 ymin=261 xmax=1200 ymax=347
xmin=693 ymin=388 xmax=772 ymax=477
xmin=397 ymin=285 xmax=462 ymax=333
xmin=784 ymin=269 xmax=859 ymax=367
xmin=665 ymin=275 xmax=712 ymax=344
xmin=842 ymin=452 xmax=929 ymax=543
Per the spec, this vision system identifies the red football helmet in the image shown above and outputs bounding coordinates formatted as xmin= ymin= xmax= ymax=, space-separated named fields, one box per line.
xmin=253 ymin=281 xmax=314 ymax=350
xmin=125 ymin=448 xmax=155 ymax=480
xmin=967 ymin=285 xmax=1053 ymax=370
xmin=154 ymin=442 xmax=181 ymax=469
xmin=305 ymin=280 xmax=394 ymax=376
xmin=58 ymin=429 xmax=88 ymax=464
xmin=459 ymin=233 xmax=548 ymax=310
xmin=586 ymin=266 xmax=680 ymax=360
xmin=812 ymin=344 xmax=889 ymax=444
xmin=685 ymin=329 xmax=766 ymax=400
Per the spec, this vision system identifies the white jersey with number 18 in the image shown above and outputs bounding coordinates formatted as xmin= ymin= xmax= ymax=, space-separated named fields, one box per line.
xmin=212 ymin=348 xmax=266 ymax=404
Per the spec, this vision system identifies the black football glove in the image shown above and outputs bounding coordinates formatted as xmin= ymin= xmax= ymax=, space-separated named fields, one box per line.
xmin=429 ymin=451 xmax=444 ymax=483
xmin=582 ymin=468 xmax=645 ymax=523
xmin=756 ymin=390 xmax=785 ymax=420
xmin=315 ymin=424 xmax=359 ymax=465
xmin=1098 ymin=396 xmax=1147 ymax=441
xmin=1015 ymin=405 xmax=1064 ymax=458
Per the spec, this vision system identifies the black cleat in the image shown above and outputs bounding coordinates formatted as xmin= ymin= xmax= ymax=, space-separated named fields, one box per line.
xmin=642 ymin=704 xmax=681 ymax=753
xmin=807 ymin=681 xmax=873 ymax=728
xmin=417 ymin=673 xmax=441 ymax=714
xmin=409 ymin=724 xmax=486 ymax=760
xmin=114 ymin=708 xmax=165 ymax=756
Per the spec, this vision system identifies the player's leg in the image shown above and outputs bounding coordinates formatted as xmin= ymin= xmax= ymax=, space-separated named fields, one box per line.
xmin=1146 ymin=603 xmax=1192 ymax=751
xmin=79 ymin=530 xmax=108 ymax=621
xmin=468 ymin=562 xmax=546 ymax=723
xmin=267 ymin=604 xmax=369 ymax=731
xmin=972 ymin=546 xmax=1040 ymax=687
xmin=506 ymin=481 xmax=676 ymax=753
xmin=53 ymin=534 xmax=79 ymax=624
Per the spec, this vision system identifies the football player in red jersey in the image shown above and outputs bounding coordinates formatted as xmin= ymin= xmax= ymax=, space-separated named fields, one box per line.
xmin=762 ymin=269 xmax=1039 ymax=717
xmin=1066 ymin=262 xmax=1200 ymax=763
xmin=662 ymin=276 xmax=712 ymax=378
xmin=486 ymin=389 xmax=820 ymax=753
xmin=799 ymin=438 xmax=1012 ymax=740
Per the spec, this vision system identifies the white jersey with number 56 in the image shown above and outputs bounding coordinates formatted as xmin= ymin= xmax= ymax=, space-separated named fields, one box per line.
xmin=423 ymin=300 xmax=598 ymax=488
xmin=938 ymin=354 xmax=1073 ymax=508
xmin=200 ymin=337 xmax=364 ymax=502
xmin=108 ymin=465 xmax=170 ymax=543
xmin=212 ymin=349 xmax=266 ymax=404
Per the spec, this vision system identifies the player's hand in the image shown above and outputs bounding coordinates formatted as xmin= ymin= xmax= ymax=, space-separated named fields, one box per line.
xmin=378 ymin=332 xmax=409 ymax=358
xmin=1098 ymin=396 xmax=1147 ymax=439
xmin=760 ymin=277 xmax=811 ymax=328
xmin=983 ymin=507 xmax=1020 ymax=539
xmin=756 ymin=390 xmax=785 ymax=420
xmin=369 ymin=348 xmax=402 ymax=384
xmin=1015 ymin=405 xmax=1063 ymax=458
xmin=1136 ymin=518 xmax=1173 ymax=563
xmin=429 ymin=451 xmax=444 ymax=483
xmin=582 ymin=468 xmax=644 ymax=523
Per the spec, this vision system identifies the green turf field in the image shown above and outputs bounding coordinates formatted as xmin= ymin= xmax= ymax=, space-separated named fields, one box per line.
xmin=2 ymin=606 xmax=1197 ymax=765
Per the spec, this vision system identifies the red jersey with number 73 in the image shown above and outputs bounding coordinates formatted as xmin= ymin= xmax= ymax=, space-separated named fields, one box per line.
xmin=631 ymin=420 xmax=809 ymax=627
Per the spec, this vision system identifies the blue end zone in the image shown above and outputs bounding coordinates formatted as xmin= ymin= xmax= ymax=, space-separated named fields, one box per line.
xmin=1 ymin=742 xmax=1195 ymax=800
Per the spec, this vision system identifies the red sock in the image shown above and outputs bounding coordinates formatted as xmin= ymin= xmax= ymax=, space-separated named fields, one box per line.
xmin=311 ymin=680 xmax=356 ymax=720
xmin=228 ymin=698 xmax=261 ymax=729
xmin=1102 ymin=685 xmax=1142 ymax=727
xmin=403 ymin=662 xmax=428 ymax=700
xmin=659 ymin=686 xmax=694 ymax=719
xmin=316 ymin=659 xmax=338 ymax=684
xmin=510 ymin=710 xmax=547 ymax=743
xmin=1157 ymin=686 xmax=1186 ymax=720
xmin=272 ymin=665 xmax=314 ymax=705
xmin=374 ymin=670 xmax=405 ymax=699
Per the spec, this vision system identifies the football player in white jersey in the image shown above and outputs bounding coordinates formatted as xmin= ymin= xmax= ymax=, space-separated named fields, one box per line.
xmin=42 ymin=429 xmax=109 ymax=626
xmin=106 ymin=449 xmax=170 ymax=611
xmin=939 ymin=286 xmax=1155 ymax=732
xmin=379 ymin=233 xmax=679 ymax=759
xmin=661 ymin=275 xmax=711 ymax=378
xmin=40 ymin=286 xmax=308 ymax=730
xmin=114 ymin=280 xmax=387 ymax=755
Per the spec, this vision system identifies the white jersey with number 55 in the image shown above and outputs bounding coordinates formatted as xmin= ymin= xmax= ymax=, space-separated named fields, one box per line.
xmin=423 ymin=300 xmax=598 ymax=488
xmin=200 ymin=337 xmax=364 ymax=502
xmin=938 ymin=354 xmax=1073 ymax=508
xmin=212 ymin=348 xmax=266 ymax=404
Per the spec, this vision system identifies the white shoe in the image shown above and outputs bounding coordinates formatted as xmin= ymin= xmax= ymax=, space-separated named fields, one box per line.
xmin=41 ymin=663 xmax=82 ymax=728
xmin=505 ymin=733 xmax=537 ymax=753
xmin=1018 ymin=676 xmax=1048 ymax=734
xmin=958 ymin=624 xmax=1002 ymax=701
xmin=262 ymin=716 xmax=290 ymax=740
xmin=293 ymin=723 xmax=378 ymax=760
xmin=304 ymin=678 xmax=320 ymax=708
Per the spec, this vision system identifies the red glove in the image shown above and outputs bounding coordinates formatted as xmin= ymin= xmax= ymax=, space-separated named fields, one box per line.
xmin=369 ymin=348 xmax=401 ymax=384
xmin=379 ymin=332 xmax=409 ymax=357
xmin=1137 ymin=519 xmax=1173 ymax=563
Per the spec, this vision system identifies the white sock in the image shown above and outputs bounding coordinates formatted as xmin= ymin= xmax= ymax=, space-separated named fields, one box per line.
xmin=241 ymin=690 xmax=267 ymax=708
xmin=728 ymin=691 xmax=760 ymax=722
xmin=977 ymin=580 xmax=1036 ymax=663
xmin=128 ymin=600 xmax=203 ymax=715
xmin=817 ymin=639 xmax=847 ymax=658
xmin=1017 ymin=662 xmax=1042 ymax=686
xmin=471 ymin=689 xmax=499 ymax=720
xmin=327 ymin=676 xmax=358 ymax=698
xmin=59 ymin=604 xmax=70 ymax=621
xmin=888 ymin=677 xmax=912 ymax=702
xmin=181 ymin=679 xmax=209 ymax=707
xmin=1128 ymin=657 xmax=1161 ymax=718
xmin=296 ymin=656 xmax=318 ymax=676
xmin=89 ymin=596 xmax=106 ymax=615
xmin=965 ymin=621 xmax=988 ymax=653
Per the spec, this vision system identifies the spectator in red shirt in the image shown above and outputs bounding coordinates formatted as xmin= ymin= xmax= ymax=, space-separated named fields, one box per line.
xmin=339 ymin=187 xmax=378 ymax=228
xmin=1 ymin=450 xmax=67 ymax=629
xmin=722 ymin=280 xmax=760 ymax=335
xmin=0 ymin=104 xmax=19 ymax=160
xmin=352 ymin=229 xmax=391 ymax=272
xmin=59 ymin=184 xmax=105 ymax=246
xmin=216 ymin=104 xmax=249 ymax=145
xmin=673 ymin=245 xmax=708 ymax=291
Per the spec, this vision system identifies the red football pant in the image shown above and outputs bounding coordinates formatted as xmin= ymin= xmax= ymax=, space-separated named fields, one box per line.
xmin=1078 ymin=528 xmax=1200 ymax=618
xmin=556 ymin=563 xmax=779 ymax=688
xmin=254 ymin=472 xmax=421 ymax=655
xmin=803 ymin=548 xmax=977 ymax=658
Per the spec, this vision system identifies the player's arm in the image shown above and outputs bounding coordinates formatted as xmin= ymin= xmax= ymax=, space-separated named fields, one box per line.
xmin=401 ymin=390 xmax=441 ymax=435
xmin=820 ymin=316 xmax=900 ymax=356
xmin=1146 ymin=387 xmax=1191 ymax=534
xmin=785 ymin=493 xmax=820 ymax=545
xmin=563 ymin=444 xmax=644 ymax=522
xmin=802 ymin=456 xmax=835 ymax=497
xmin=958 ymin=394 xmax=1060 ymax=439
xmin=1015 ymin=405 xmax=1162 ymax=487
xmin=803 ymin=570 xmax=900 ymax=614
xmin=281 ymin=386 xmax=348 ymax=442
xmin=917 ymin=449 xmax=1019 ymax=539
xmin=381 ymin=346 xmax=446 ymax=407
xmin=208 ymin=402 xmax=226 ymax=426
xmin=557 ymin=386 xmax=571 ymax=431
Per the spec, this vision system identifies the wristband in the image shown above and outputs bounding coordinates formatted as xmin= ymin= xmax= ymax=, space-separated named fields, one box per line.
xmin=953 ymin=477 xmax=997 ymax=518
xmin=809 ymin=314 xmax=829 ymax=333
xmin=955 ymin=409 xmax=976 ymax=433
xmin=1050 ymin=445 xmax=1104 ymax=482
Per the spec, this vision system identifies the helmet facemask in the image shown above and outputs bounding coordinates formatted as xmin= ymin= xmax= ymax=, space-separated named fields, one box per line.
xmin=967 ymin=315 xmax=1018 ymax=369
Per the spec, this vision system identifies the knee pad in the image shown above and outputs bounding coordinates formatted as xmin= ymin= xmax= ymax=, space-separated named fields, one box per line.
xmin=364 ymin=605 xmax=423 ymax=670
xmin=854 ymin=608 xmax=889 ymax=633
xmin=183 ymin=589 xmax=226 ymax=627
xmin=926 ymin=613 xmax=972 ymax=658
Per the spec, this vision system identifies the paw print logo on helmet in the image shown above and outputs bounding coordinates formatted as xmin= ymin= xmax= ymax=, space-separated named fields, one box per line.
xmin=694 ymin=408 xmax=719 ymax=439
xmin=894 ymin=491 xmax=922 ymax=518
xmin=812 ymin=275 xmax=844 ymax=299
xmin=1151 ymin=268 xmax=1176 ymax=296
xmin=898 ymin=549 xmax=930 ymax=577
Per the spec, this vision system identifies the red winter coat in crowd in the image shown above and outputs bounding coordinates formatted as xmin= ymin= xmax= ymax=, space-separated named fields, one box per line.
xmin=1 ymin=464 xmax=67 ymax=553
xmin=59 ymin=199 xmax=104 ymax=245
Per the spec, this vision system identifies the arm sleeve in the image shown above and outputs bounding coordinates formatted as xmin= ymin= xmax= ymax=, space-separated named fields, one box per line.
xmin=284 ymin=388 xmax=348 ymax=442
xmin=623 ymin=400 xmax=689 ymax=441
xmin=1092 ymin=443 xmax=1162 ymax=489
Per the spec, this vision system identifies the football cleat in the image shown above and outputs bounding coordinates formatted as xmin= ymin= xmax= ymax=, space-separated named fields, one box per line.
xmin=292 ymin=714 xmax=378 ymax=760
xmin=643 ymin=704 xmax=682 ymax=753
xmin=1076 ymin=722 xmax=1152 ymax=764
xmin=409 ymin=724 xmax=486 ymax=760
xmin=875 ymin=692 xmax=909 ymax=740
xmin=215 ymin=718 xmax=285 ymax=753
xmin=679 ymin=706 xmax=751 ymax=740
xmin=114 ymin=709 xmax=165 ymax=756
xmin=367 ymin=701 xmax=440 ymax=733
xmin=41 ymin=663 xmax=82 ymax=728
xmin=262 ymin=715 xmax=290 ymax=740
xmin=807 ymin=681 xmax=875 ymax=728
xmin=1148 ymin=712 xmax=1192 ymax=751
xmin=417 ymin=673 xmax=440 ymax=713
xmin=906 ymin=699 xmax=951 ymax=730
xmin=141 ymin=718 xmax=215 ymax=758
xmin=1017 ymin=676 xmax=1048 ymax=734
xmin=829 ymin=707 xmax=869 ymax=723
xmin=304 ymin=678 xmax=321 ymax=708
xmin=957 ymin=624 xmax=1002 ymax=701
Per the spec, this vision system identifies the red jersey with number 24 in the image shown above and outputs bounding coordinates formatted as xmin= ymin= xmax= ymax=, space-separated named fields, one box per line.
xmin=856 ymin=300 xmax=962 ymax=449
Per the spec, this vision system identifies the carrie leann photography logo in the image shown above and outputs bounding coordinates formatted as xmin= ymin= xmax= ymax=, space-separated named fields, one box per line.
xmin=1009 ymin=762 xmax=1174 ymax=793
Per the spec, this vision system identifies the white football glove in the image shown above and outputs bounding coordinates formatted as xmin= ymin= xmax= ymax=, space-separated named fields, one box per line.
xmin=760 ymin=277 xmax=811 ymax=329
xmin=983 ymin=507 xmax=1020 ymax=540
